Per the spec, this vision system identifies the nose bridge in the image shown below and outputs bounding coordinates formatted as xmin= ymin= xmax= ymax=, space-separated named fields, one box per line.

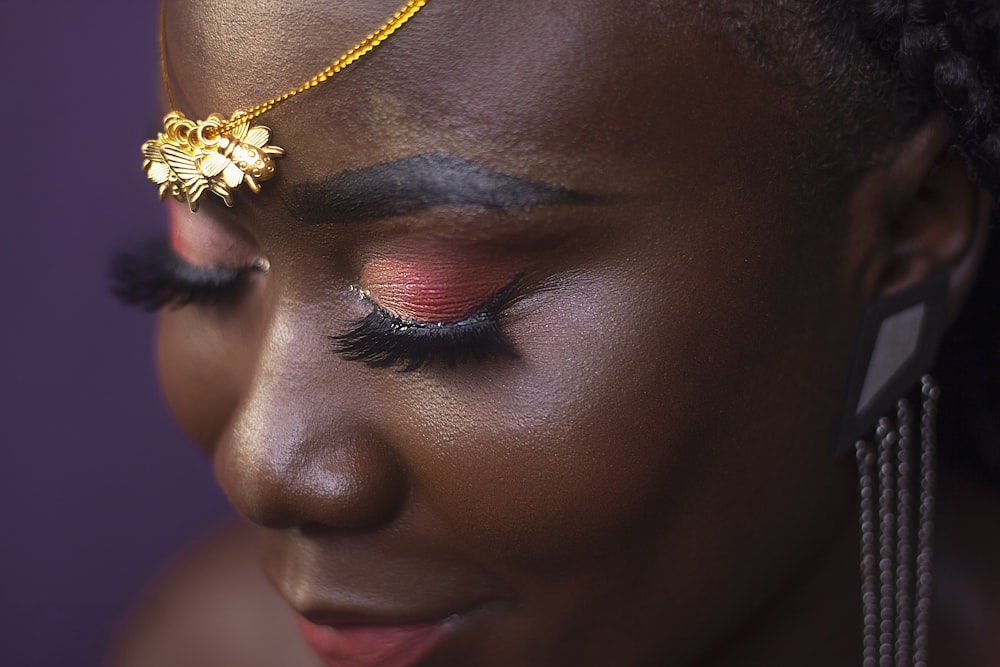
xmin=215 ymin=296 xmax=407 ymax=531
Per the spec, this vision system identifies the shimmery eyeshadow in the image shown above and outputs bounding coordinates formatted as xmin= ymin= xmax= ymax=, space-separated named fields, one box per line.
xmin=361 ymin=255 xmax=518 ymax=322
xmin=168 ymin=199 xmax=264 ymax=269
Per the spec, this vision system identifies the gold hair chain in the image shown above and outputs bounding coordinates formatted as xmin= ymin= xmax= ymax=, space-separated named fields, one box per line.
xmin=142 ymin=0 xmax=428 ymax=212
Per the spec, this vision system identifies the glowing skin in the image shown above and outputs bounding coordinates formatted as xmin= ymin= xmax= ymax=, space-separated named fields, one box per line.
xmin=147 ymin=1 xmax=995 ymax=665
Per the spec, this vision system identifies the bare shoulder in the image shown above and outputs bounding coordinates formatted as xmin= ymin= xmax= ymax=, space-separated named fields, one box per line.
xmin=933 ymin=472 xmax=1000 ymax=666
xmin=106 ymin=522 xmax=322 ymax=667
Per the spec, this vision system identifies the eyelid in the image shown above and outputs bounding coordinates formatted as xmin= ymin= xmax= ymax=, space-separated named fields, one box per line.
xmin=360 ymin=269 xmax=527 ymax=325
xmin=358 ymin=252 xmax=523 ymax=323
xmin=168 ymin=198 xmax=267 ymax=270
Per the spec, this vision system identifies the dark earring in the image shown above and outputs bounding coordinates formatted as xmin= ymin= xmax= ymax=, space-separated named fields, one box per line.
xmin=834 ymin=273 xmax=948 ymax=458
xmin=835 ymin=274 xmax=948 ymax=667
xmin=855 ymin=377 xmax=938 ymax=667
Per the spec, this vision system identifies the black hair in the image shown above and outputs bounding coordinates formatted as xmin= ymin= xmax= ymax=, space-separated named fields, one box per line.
xmin=689 ymin=0 xmax=1000 ymax=482
xmin=854 ymin=0 xmax=1000 ymax=199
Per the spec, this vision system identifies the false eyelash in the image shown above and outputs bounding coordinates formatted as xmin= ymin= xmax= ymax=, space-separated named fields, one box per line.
xmin=330 ymin=277 xmax=522 ymax=372
xmin=110 ymin=237 xmax=256 ymax=311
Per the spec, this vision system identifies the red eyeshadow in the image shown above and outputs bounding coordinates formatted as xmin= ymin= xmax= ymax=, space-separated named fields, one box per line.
xmin=168 ymin=199 xmax=263 ymax=269
xmin=361 ymin=254 xmax=517 ymax=322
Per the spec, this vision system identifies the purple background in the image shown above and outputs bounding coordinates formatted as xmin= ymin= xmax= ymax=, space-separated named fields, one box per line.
xmin=0 ymin=3 xmax=233 ymax=665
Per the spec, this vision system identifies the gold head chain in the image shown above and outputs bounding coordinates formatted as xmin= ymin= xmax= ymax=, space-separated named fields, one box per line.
xmin=141 ymin=0 xmax=428 ymax=212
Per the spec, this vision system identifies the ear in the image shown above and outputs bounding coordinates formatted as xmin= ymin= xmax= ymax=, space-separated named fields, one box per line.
xmin=848 ymin=111 xmax=993 ymax=326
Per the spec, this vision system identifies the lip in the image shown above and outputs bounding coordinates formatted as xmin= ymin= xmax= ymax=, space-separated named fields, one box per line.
xmin=296 ymin=615 xmax=455 ymax=667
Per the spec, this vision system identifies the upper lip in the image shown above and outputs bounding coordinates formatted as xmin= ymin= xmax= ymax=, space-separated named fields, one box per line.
xmin=269 ymin=565 xmax=502 ymax=627
xmin=260 ymin=532 xmax=509 ymax=630
xmin=300 ymin=607 xmax=475 ymax=629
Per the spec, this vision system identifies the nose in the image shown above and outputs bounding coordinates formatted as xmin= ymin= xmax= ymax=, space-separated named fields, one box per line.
xmin=213 ymin=302 xmax=408 ymax=531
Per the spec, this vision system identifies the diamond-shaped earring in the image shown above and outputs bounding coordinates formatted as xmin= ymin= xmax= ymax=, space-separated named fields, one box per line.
xmin=833 ymin=273 xmax=948 ymax=458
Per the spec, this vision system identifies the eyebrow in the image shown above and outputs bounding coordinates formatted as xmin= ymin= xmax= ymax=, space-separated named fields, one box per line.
xmin=287 ymin=152 xmax=596 ymax=225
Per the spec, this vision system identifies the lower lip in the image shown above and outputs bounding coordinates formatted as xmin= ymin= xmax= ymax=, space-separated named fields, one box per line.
xmin=296 ymin=616 xmax=450 ymax=667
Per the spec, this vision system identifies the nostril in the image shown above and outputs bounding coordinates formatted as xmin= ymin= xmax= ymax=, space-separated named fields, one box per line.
xmin=215 ymin=430 xmax=408 ymax=532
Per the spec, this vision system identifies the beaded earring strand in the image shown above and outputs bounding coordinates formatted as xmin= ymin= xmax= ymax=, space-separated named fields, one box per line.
xmin=855 ymin=376 xmax=938 ymax=667
xmin=141 ymin=0 xmax=428 ymax=212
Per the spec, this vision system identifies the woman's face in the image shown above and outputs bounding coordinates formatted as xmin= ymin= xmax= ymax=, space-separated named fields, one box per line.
xmin=159 ymin=1 xmax=868 ymax=664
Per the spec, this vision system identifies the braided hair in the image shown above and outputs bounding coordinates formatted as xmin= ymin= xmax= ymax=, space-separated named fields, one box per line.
xmin=686 ymin=0 xmax=1000 ymax=481
xmin=857 ymin=0 xmax=1000 ymax=199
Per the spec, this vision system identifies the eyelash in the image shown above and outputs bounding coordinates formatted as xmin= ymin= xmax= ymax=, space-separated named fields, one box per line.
xmin=330 ymin=279 xmax=520 ymax=372
xmin=110 ymin=237 xmax=257 ymax=311
xmin=110 ymin=237 xmax=520 ymax=371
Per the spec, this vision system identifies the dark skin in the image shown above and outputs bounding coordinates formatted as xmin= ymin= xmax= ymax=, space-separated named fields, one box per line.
xmin=112 ymin=1 xmax=1000 ymax=665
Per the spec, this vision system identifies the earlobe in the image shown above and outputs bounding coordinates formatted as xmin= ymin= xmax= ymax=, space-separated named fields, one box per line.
xmin=850 ymin=112 xmax=992 ymax=322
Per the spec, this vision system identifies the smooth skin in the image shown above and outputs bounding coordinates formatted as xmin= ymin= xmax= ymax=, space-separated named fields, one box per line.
xmin=112 ymin=1 xmax=1000 ymax=665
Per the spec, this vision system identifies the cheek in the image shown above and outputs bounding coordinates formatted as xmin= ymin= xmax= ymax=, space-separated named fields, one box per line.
xmin=373 ymin=278 xmax=690 ymax=570
xmin=156 ymin=308 xmax=254 ymax=453
xmin=372 ymin=226 xmax=854 ymax=586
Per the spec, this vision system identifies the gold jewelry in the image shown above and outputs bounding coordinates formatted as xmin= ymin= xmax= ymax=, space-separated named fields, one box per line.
xmin=141 ymin=0 xmax=428 ymax=212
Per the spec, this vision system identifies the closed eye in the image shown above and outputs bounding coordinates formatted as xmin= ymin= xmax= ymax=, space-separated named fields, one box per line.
xmin=110 ymin=236 xmax=260 ymax=311
xmin=330 ymin=277 xmax=523 ymax=372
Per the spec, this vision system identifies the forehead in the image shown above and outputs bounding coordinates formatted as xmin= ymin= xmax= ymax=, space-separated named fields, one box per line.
xmin=165 ymin=0 xmax=678 ymax=101
xmin=163 ymin=0 xmax=804 ymax=202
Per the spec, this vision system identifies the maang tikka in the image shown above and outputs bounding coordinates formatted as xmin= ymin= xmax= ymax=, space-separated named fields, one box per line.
xmin=141 ymin=0 xmax=428 ymax=212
